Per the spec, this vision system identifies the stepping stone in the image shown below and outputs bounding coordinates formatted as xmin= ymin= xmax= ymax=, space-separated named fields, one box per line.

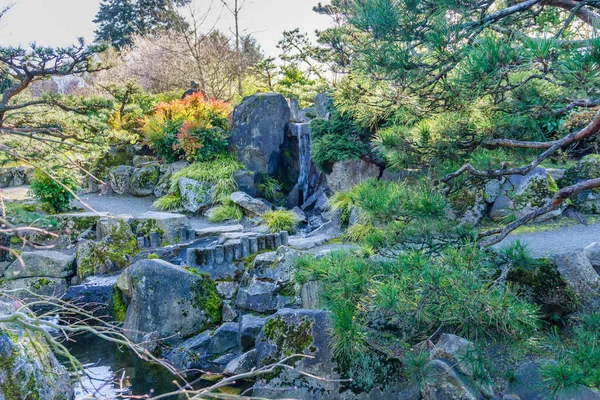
xmin=195 ymin=225 xmax=243 ymax=238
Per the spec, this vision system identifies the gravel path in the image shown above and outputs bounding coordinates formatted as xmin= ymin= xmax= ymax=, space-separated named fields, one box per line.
xmin=73 ymin=193 xmax=242 ymax=230
xmin=69 ymin=193 xmax=600 ymax=257
xmin=498 ymin=221 xmax=600 ymax=257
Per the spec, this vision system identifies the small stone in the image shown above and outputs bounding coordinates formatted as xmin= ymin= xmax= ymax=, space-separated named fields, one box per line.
xmin=215 ymin=245 xmax=225 ymax=264
xmin=249 ymin=237 xmax=258 ymax=254
xmin=149 ymin=232 xmax=160 ymax=248
xmin=241 ymin=237 xmax=250 ymax=258
xmin=280 ymin=231 xmax=289 ymax=246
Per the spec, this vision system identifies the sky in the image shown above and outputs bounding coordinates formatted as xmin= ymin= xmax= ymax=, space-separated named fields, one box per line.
xmin=0 ymin=0 xmax=332 ymax=56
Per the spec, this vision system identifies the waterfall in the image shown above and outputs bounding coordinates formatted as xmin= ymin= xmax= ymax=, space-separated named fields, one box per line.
xmin=297 ymin=123 xmax=312 ymax=203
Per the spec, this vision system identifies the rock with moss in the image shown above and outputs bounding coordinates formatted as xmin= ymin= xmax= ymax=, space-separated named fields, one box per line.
xmin=0 ymin=302 xmax=73 ymax=399
xmin=121 ymin=259 xmax=222 ymax=342
xmin=91 ymin=145 xmax=135 ymax=182
xmin=55 ymin=212 xmax=105 ymax=241
xmin=109 ymin=165 xmax=135 ymax=195
xmin=132 ymin=212 xmax=190 ymax=245
xmin=77 ymin=219 xmax=139 ymax=279
xmin=178 ymin=177 xmax=213 ymax=213
xmin=4 ymin=251 xmax=75 ymax=280
xmin=0 ymin=277 xmax=68 ymax=297
xmin=129 ymin=163 xmax=160 ymax=197
xmin=490 ymin=167 xmax=564 ymax=222
xmin=563 ymin=155 xmax=600 ymax=213
xmin=153 ymin=173 xmax=172 ymax=198
xmin=253 ymin=309 xmax=346 ymax=399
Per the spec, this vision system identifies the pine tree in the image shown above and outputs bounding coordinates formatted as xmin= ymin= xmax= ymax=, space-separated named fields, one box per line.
xmin=94 ymin=0 xmax=190 ymax=48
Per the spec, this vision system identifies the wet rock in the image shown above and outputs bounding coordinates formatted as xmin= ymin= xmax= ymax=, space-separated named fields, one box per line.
xmin=179 ymin=177 xmax=212 ymax=213
xmin=4 ymin=251 xmax=75 ymax=280
xmin=228 ymin=93 xmax=290 ymax=175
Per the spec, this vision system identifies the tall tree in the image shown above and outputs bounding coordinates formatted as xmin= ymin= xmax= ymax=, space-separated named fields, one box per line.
xmin=94 ymin=0 xmax=191 ymax=48
xmin=316 ymin=0 xmax=600 ymax=244
xmin=219 ymin=0 xmax=248 ymax=96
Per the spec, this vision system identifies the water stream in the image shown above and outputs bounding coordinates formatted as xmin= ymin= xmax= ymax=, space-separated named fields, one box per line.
xmin=63 ymin=334 xmax=183 ymax=398
xmin=297 ymin=122 xmax=312 ymax=203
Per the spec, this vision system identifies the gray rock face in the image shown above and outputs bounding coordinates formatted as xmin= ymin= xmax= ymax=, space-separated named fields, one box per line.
xmin=224 ymin=349 xmax=257 ymax=375
xmin=121 ymin=259 xmax=220 ymax=342
xmin=253 ymin=309 xmax=343 ymax=399
xmin=301 ymin=281 xmax=323 ymax=309
xmin=178 ymin=177 xmax=212 ymax=213
xmin=0 ymin=302 xmax=73 ymax=399
xmin=326 ymin=160 xmax=380 ymax=192
xmin=585 ymin=242 xmax=600 ymax=271
xmin=4 ymin=251 xmax=75 ymax=280
xmin=0 ymin=277 xmax=68 ymax=297
xmin=314 ymin=93 xmax=332 ymax=119
xmin=421 ymin=359 xmax=480 ymax=400
xmin=230 ymin=191 xmax=270 ymax=216
xmin=430 ymin=334 xmax=476 ymax=378
xmin=233 ymin=170 xmax=257 ymax=197
xmin=153 ymin=173 xmax=172 ymax=198
xmin=133 ymin=211 xmax=190 ymax=244
xmin=240 ymin=315 xmax=267 ymax=352
xmin=549 ymin=251 xmax=599 ymax=294
xmin=236 ymin=281 xmax=279 ymax=313
xmin=109 ymin=165 xmax=135 ymax=195
xmin=129 ymin=163 xmax=160 ymax=197
xmin=490 ymin=167 xmax=564 ymax=221
xmin=208 ymin=322 xmax=240 ymax=355
xmin=228 ymin=93 xmax=291 ymax=175
xmin=504 ymin=361 xmax=600 ymax=400
xmin=291 ymin=206 xmax=308 ymax=223
xmin=0 ymin=166 xmax=34 ymax=188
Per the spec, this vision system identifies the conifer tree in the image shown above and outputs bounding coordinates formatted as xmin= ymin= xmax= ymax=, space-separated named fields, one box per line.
xmin=94 ymin=0 xmax=191 ymax=48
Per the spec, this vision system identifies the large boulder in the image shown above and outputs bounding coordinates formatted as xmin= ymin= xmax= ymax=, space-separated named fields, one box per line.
xmin=129 ymin=163 xmax=160 ymax=197
xmin=233 ymin=170 xmax=257 ymax=197
xmin=253 ymin=309 xmax=341 ymax=398
xmin=121 ymin=259 xmax=222 ymax=342
xmin=109 ymin=165 xmax=135 ymax=195
xmin=228 ymin=93 xmax=291 ymax=175
xmin=326 ymin=159 xmax=380 ymax=192
xmin=4 ymin=251 xmax=75 ymax=280
xmin=490 ymin=167 xmax=564 ymax=221
xmin=0 ymin=302 xmax=73 ymax=399
xmin=178 ymin=177 xmax=212 ymax=213
xmin=230 ymin=191 xmax=270 ymax=217
xmin=549 ymin=251 xmax=599 ymax=294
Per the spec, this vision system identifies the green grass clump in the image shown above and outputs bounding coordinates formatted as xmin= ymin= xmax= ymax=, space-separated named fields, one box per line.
xmin=154 ymin=155 xmax=244 ymax=211
xmin=153 ymin=193 xmax=183 ymax=211
xmin=208 ymin=200 xmax=243 ymax=223
xmin=262 ymin=209 xmax=298 ymax=233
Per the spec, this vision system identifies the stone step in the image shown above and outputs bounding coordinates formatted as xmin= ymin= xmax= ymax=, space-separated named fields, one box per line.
xmin=196 ymin=225 xmax=244 ymax=238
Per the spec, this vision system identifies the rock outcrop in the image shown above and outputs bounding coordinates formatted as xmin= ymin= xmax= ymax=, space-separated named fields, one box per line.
xmin=228 ymin=93 xmax=291 ymax=176
xmin=326 ymin=159 xmax=380 ymax=192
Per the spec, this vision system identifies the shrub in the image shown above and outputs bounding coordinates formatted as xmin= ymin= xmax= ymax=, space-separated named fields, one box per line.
xmin=310 ymin=106 xmax=370 ymax=173
xmin=142 ymin=92 xmax=231 ymax=162
xmin=262 ymin=210 xmax=298 ymax=233
xmin=295 ymin=245 xmax=540 ymax=371
xmin=153 ymin=155 xmax=243 ymax=211
xmin=29 ymin=168 xmax=79 ymax=213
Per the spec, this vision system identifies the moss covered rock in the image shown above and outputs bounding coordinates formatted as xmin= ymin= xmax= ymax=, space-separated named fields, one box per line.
xmin=178 ymin=177 xmax=213 ymax=213
xmin=129 ymin=163 xmax=160 ymax=197
xmin=4 ymin=251 xmax=75 ymax=280
xmin=0 ymin=302 xmax=73 ymax=399
xmin=490 ymin=167 xmax=564 ymax=221
xmin=109 ymin=165 xmax=135 ymax=195
xmin=121 ymin=259 xmax=222 ymax=343
xmin=563 ymin=155 xmax=600 ymax=213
